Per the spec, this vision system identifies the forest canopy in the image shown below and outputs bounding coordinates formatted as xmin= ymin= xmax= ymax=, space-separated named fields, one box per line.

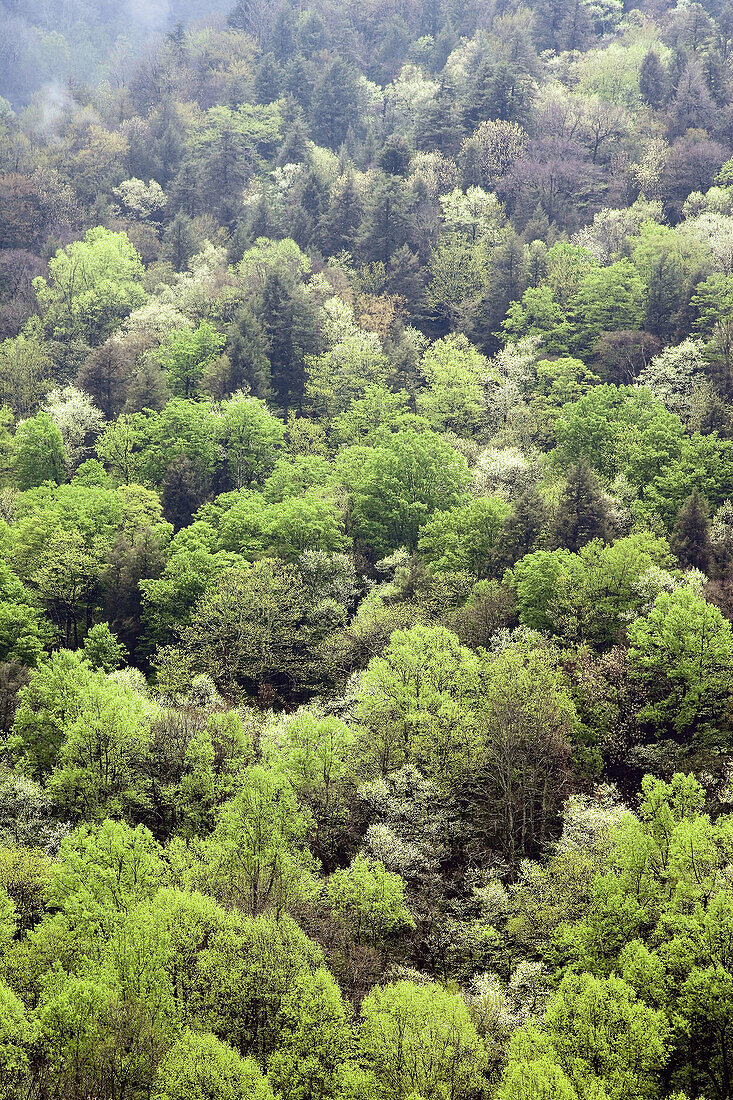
xmin=1 ymin=0 xmax=733 ymax=1097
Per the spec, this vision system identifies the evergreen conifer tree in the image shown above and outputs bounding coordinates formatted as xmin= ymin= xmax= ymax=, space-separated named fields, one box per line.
xmin=554 ymin=462 xmax=611 ymax=552
xmin=671 ymin=490 xmax=713 ymax=573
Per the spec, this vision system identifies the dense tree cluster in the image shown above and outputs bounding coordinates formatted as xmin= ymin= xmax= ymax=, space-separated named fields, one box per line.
xmin=1 ymin=0 xmax=733 ymax=1096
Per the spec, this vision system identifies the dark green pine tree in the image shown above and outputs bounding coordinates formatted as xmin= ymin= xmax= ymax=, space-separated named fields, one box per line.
xmin=297 ymin=170 xmax=325 ymax=221
xmin=287 ymin=207 xmax=315 ymax=250
xmin=420 ymin=0 xmax=443 ymax=38
xmin=268 ymin=4 xmax=296 ymax=63
xmin=386 ymin=245 xmax=424 ymax=312
xmin=671 ymin=491 xmax=713 ymax=574
xmin=254 ymin=53 xmax=283 ymax=104
xmin=379 ymin=135 xmax=411 ymax=176
xmin=460 ymin=137 xmax=484 ymax=188
xmin=668 ymin=58 xmax=716 ymax=137
xmin=415 ymin=85 xmax=461 ymax=156
xmin=557 ymin=0 xmax=594 ymax=52
xmin=296 ymin=10 xmax=330 ymax=55
xmin=503 ymin=484 xmax=549 ymax=564
xmin=485 ymin=62 xmax=531 ymax=125
xmin=199 ymin=122 xmax=252 ymax=226
xmin=261 ymin=273 xmax=319 ymax=414
xmin=463 ymin=58 xmax=495 ymax=131
xmin=162 ymin=212 xmax=198 ymax=272
xmin=357 ymin=174 xmax=412 ymax=265
xmin=522 ymin=205 xmax=553 ymax=250
xmin=149 ymin=97 xmax=186 ymax=186
xmin=286 ymin=171 xmax=325 ymax=247
xmin=284 ymin=54 xmax=313 ymax=110
xmin=639 ymin=50 xmax=668 ymax=109
xmin=310 ymin=59 xmax=359 ymax=150
xmin=125 ymin=359 xmax=169 ymax=414
xmin=244 ymin=195 xmax=274 ymax=243
xmin=491 ymin=230 xmax=529 ymax=309
xmin=170 ymin=161 xmax=200 ymax=218
xmin=554 ymin=462 xmax=611 ymax=552
xmin=702 ymin=49 xmax=727 ymax=108
xmin=227 ymin=304 xmax=272 ymax=400
xmin=227 ymin=0 xmax=254 ymax=32
xmin=666 ymin=46 xmax=687 ymax=98
xmin=317 ymin=172 xmax=363 ymax=254
xmin=161 ymin=455 xmax=208 ymax=531
xmin=463 ymin=59 xmax=531 ymax=131
xmin=277 ymin=117 xmax=311 ymax=165
xmin=532 ymin=0 xmax=591 ymax=51
xmin=432 ymin=21 xmax=458 ymax=71
xmin=373 ymin=16 xmax=411 ymax=85
xmin=166 ymin=21 xmax=188 ymax=59
xmin=474 ymin=229 xmax=528 ymax=349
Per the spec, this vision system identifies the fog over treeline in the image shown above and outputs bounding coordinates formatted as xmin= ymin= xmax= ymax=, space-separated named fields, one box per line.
xmin=0 ymin=0 xmax=231 ymax=104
